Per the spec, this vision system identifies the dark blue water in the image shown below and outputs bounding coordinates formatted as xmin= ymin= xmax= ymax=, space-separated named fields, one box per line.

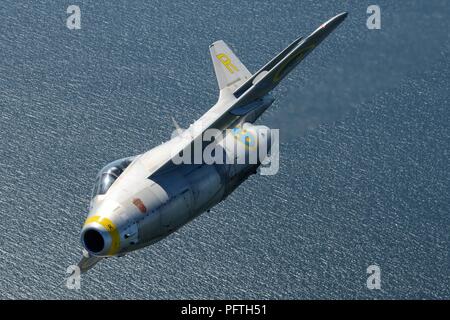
xmin=0 ymin=0 xmax=448 ymax=298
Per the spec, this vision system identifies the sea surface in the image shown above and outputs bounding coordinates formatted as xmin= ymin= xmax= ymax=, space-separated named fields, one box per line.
xmin=0 ymin=0 xmax=448 ymax=299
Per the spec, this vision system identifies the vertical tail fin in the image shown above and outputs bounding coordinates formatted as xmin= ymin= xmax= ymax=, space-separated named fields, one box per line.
xmin=209 ymin=41 xmax=252 ymax=93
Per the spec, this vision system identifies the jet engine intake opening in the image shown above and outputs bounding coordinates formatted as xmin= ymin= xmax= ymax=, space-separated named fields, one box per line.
xmin=83 ymin=229 xmax=105 ymax=253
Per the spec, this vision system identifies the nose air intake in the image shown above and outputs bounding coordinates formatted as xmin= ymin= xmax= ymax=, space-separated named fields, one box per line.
xmin=81 ymin=224 xmax=113 ymax=256
xmin=81 ymin=215 xmax=119 ymax=256
xmin=83 ymin=229 xmax=105 ymax=253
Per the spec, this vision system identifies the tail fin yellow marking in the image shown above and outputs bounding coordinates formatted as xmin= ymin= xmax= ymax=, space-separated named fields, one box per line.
xmin=216 ymin=53 xmax=238 ymax=74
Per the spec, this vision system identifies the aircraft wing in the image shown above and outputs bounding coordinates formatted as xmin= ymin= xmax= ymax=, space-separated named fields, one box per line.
xmin=149 ymin=12 xmax=348 ymax=177
xmin=232 ymin=12 xmax=348 ymax=107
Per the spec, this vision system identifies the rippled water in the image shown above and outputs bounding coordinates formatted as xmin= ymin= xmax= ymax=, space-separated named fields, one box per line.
xmin=0 ymin=0 xmax=448 ymax=299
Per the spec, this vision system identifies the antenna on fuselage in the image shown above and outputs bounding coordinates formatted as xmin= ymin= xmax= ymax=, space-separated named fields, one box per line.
xmin=171 ymin=117 xmax=184 ymax=136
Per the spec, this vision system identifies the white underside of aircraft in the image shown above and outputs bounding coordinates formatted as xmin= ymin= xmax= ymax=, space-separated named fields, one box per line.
xmin=78 ymin=12 xmax=348 ymax=272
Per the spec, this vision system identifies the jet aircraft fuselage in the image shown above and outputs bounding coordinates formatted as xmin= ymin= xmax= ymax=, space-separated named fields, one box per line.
xmin=78 ymin=12 xmax=348 ymax=271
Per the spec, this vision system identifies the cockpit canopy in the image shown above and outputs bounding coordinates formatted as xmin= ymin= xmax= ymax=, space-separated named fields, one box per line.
xmin=92 ymin=156 xmax=135 ymax=198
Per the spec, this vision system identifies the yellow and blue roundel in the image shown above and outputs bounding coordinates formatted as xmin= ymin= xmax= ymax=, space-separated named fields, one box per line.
xmin=232 ymin=127 xmax=257 ymax=150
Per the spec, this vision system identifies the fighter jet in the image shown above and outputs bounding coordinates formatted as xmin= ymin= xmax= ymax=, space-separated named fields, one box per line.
xmin=78 ymin=12 xmax=348 ymax=272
